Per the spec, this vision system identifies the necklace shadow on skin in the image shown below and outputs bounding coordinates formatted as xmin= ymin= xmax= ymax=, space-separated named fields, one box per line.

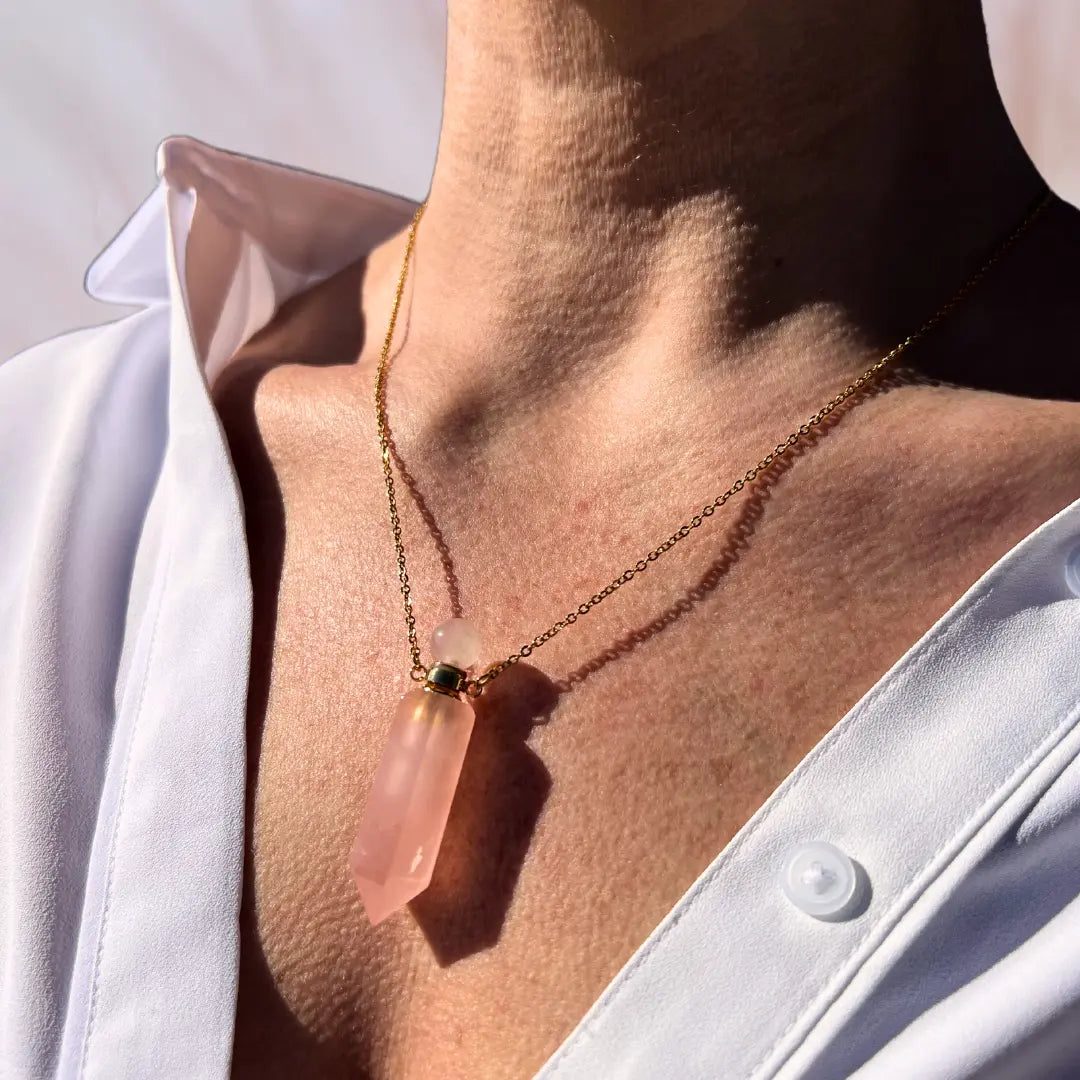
xmin=394 ymin=364 xmax=921 ymax=966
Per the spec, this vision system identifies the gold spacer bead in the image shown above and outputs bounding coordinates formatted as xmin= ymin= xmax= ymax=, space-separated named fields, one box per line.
xmin=424 ymin=662 xmax=468 ymax=698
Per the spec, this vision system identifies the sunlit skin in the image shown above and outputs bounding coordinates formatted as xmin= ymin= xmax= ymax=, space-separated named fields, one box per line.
xmin=220 ymin=2 xmax=1080 ymax=1076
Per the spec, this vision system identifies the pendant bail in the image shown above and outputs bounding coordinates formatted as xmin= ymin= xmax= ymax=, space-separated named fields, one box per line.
xmin=424 ymin=662 xmax=467 ymax=697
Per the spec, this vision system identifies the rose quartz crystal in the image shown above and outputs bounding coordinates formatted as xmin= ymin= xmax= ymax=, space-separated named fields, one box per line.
xmin=350 ymin=687 xmax=476 ymax=925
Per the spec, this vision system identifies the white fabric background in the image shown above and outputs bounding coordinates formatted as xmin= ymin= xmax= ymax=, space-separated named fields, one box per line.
xmin=0 ymin=1 xmax=446 ymax=358
xmin=0 ymin=0 xmax=1076 ymax=361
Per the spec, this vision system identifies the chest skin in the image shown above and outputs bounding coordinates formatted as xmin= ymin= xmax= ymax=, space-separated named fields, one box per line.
xmin=217 ymin=257 xmax=1080 ymax=1080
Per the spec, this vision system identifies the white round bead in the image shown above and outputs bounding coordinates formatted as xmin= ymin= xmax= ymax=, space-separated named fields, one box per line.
xmin=430 ymin=618 xmax=482 ymax=670
xmin=779 ymin=840 xmax=862 ymax=920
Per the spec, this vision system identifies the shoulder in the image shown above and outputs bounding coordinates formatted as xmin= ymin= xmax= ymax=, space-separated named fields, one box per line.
xmin=0 ymin=305 xmax=169 ymax=399
xmin=0 ymin=307 xmax=171 ymax=530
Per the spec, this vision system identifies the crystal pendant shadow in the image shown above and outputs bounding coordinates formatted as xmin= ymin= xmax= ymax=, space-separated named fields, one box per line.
xmin=408 ymin=662 xmax=557 ymax=965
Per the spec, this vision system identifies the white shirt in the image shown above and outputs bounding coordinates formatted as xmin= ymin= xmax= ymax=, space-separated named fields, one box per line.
xmin=3 ymin=135 xmax=1080 ymax=1080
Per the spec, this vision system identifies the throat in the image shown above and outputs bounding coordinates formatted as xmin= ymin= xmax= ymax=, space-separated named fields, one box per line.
xmin=402 ymin=0 xmax=1044 ymax=401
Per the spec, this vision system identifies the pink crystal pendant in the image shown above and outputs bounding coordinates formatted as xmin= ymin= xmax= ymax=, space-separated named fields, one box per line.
xmin=350 ymin=618 xmax=483 ymax=925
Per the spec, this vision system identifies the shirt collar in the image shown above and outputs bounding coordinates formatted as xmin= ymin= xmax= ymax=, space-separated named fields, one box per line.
xmin=84 ymin=135 xmax=419 ymax=385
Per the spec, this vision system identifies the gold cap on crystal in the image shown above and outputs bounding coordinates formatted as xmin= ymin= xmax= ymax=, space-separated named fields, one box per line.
xmin=424 ymin=662 xmax=467 ymax=697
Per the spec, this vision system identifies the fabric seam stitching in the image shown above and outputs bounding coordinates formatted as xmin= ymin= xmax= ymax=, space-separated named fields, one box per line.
xmin=748 ymin=692 xmax=1080 ymax=1079
xmin=542 ymin=581 xmax=1068 ymax=1075
xmin=76 ymin=543 xmax=174 ymax=1079
xmin=542 ymin=588 xmax=992 ymax=1074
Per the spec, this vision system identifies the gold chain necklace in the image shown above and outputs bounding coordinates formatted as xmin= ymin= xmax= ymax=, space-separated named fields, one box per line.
xmin=350 ymin=191 xmax=1052 ymax=925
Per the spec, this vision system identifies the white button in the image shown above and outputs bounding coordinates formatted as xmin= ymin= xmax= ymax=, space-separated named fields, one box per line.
xmin=780 ymin=840 xmax=861 ymax=920
xmin=1065 ymin=544 xmax=1080 ymax=597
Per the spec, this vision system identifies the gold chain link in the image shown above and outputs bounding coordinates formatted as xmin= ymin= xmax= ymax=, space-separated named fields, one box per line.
xmin=376 ymin=191 xmax=1053 ymax=696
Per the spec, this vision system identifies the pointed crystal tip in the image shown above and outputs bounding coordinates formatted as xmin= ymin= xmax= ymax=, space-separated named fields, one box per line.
xmin=350 ymin=844 xmax=430 ymax=926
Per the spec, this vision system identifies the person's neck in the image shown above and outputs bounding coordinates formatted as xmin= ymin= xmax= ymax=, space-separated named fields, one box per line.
xmin=389 ymin=0 xmax=1045 ymax=462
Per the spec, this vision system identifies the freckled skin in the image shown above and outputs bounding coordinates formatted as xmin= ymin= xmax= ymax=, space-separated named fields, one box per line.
xmin=219 ymin=2 xmax=1080 ymax=1077
xmin=219 ymin=250 xmax=1080 ymax=1079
